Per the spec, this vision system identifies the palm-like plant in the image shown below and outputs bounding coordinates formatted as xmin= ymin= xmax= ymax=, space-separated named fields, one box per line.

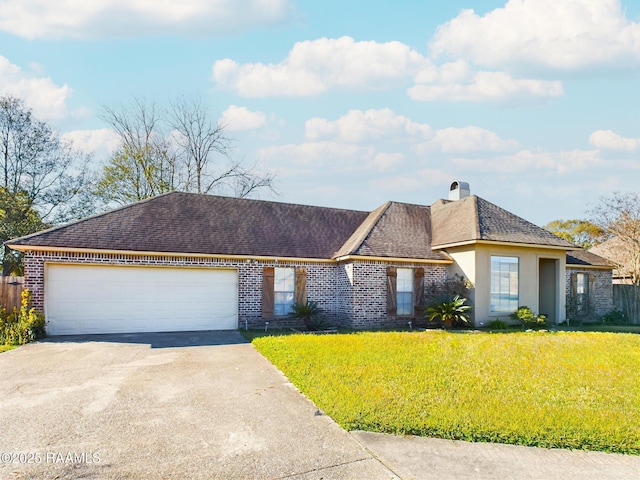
xmin=426 ymin=295 xmax=472 ymax=329
xmin=288 ymin=301 xmax=325 ymax=331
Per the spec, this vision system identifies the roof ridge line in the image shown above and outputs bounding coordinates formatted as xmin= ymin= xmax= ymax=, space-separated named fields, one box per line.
xmin=472 ymin=195 xmax=481 ymax=239
xmin=333 ymin=201 xmax=392 ymax=258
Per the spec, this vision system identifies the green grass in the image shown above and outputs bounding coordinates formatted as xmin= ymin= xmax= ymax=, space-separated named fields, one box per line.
xmin=0 ymin=344 xmax=17 ymax=353
xmin=253 ymin=330 xmax=640 ymax=454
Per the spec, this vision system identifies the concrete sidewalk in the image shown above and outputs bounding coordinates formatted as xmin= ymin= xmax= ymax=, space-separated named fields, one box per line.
xmin=353 ymin=431 xmax=640 ymax=480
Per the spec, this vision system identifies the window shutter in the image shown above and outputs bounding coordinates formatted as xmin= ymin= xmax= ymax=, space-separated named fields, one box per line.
xmin=413 ymin=267 xmax=425 ymax=317
xmin=387 ymin=266 xmax=397 ymax=315
xmin=570 ymin=272 xmax=577 ymax=297
xmin=589 ymin=273 xmax=596 ymax=308
xmin=295 ymin=267 xmax=307 ymax=305
xmin=262 ymin=267 xmax=275 ymax=319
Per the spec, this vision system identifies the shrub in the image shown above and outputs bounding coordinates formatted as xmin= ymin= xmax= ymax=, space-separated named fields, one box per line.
xmin=487 ymin=319 xmax=508 ymax=330
xmin=510 ymin=306 xmax=547 ymax=330
xmin=288 ymin=301 xmax=325 ymax=331
xmin=426 ymin=295 xmax=472 ymax=329
xmin=0 ymin=289 xmax=46 ymax=345
xmin=600 ymin=309 xmax=627 ymax=324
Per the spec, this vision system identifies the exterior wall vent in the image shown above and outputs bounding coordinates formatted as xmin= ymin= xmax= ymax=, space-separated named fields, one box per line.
xmin=448 ymin=181 xmax=470 ymax=201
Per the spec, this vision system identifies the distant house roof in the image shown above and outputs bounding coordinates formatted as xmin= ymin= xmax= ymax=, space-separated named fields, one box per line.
xmin=430 ymin=195 xmax=577 ymax=249
xmin=566 ymin=249 xmax=613 ymax=268
xmin=589 ymin=237 xmax=632 ymax=274
xmin=7 ymin=191 xmax=607 ymax=267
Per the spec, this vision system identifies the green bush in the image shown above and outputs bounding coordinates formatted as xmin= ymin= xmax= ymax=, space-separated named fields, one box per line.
xmin=510 ymin=306 xmax=547 ymax=329
xmin=487 ymin=319 xmax=508 ymax=330
xmin=0 ymin=289 xmax=46 ymax=345
xmin=425 ymin=295 xmax=472 ymax=329
xmin=601 ymin=309 xmax=627 ymax=324
xmin=288 ymin=300 xmax=325 ymax=331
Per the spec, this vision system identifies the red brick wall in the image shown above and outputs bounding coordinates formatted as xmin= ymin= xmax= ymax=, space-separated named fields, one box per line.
xmin=23 ymin=251 xmax=449 ymax=330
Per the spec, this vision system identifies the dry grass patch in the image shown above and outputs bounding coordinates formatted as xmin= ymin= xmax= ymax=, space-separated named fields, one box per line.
xmin=253 ymin=331 xmax=640 ymax=454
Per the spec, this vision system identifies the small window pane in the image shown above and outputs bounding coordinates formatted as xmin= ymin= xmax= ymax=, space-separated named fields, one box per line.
xmin=397 ymin=292 xmax=413 ymax=316
xmin=274 ymin=267 xmax=295 ymax=316
xmin=396 ymin=268 xmax=413 ymax=316
xmin=490 ymin=256 xmax=519 ymax=312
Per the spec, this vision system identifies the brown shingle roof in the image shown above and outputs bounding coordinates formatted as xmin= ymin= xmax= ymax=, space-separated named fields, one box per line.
xmin=567 ymin=249 xmax=613 ymax=268
xmin=8 ymin=192 xmax=369 ymax=259
xmin=335 ymin=201 xmax=450 ymax=261
xmin=9 ymin=191 xmax=603 ymax=266
xmin=431 ymin=195 xmax=576 ymax=249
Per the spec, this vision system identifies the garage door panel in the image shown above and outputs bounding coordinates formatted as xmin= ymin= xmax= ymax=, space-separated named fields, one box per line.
xmin=45 ymin=265 xmax=238 ymax=335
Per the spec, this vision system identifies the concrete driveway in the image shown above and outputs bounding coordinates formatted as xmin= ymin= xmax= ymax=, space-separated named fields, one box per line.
xmin=2 ymin=332 xmax=639 ymax=480
xmin=0 ymin=331 xmax=396 ymax=479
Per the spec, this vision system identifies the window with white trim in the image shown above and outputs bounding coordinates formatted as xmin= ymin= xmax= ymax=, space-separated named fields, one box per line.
xmin=396 ymin=268 xmax=414 ymax=316
xmin=490 ymin=256 xmax=519 ymax=313
xmin=274 ymin=267 xmax=295 ymax=316
xmin=575 ymin=272 xmax=590 ymax=313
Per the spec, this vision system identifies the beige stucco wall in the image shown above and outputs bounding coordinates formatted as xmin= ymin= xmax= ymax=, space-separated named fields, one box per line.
xmin=445 ymin=243 xmax=567 ymax=326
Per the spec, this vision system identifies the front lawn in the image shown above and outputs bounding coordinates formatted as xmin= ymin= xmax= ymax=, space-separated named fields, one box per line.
xmin=253 ymin=331 xmax=640 ymax=454
xmin=0 ymin=345 xmax=16 ymax=353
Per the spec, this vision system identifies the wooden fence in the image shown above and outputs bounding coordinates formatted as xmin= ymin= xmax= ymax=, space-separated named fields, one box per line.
xmin=0 ymin=276 xmax=24 ymax=312
xmin=613 ymin=284 xmax=640 ymax=324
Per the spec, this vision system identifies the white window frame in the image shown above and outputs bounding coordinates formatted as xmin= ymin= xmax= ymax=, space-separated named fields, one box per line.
xmin=396 ymin=268 xmax=413 ymax=316
xmin=274 ymin=267 xmax=295 ymax=316
xmin=490 ymin=256 xmax=519 ymax=313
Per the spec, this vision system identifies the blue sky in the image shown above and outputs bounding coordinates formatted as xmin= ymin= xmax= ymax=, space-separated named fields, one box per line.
xmin=2 ymin=0 xmax=640 ymax=226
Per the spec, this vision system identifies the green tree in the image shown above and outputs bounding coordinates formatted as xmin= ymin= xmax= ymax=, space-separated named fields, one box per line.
xmin=0 ymin=187 xmax=49 ymax=275
xmin=543 ymin=219 xmax=607 ymax=249
xmin=0 ymin=95 xmax=90 ymax=223
xmin=1 ymin=94 xmax=90 ymax=274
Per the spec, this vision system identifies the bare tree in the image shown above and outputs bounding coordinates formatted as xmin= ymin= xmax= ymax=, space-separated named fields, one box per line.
xmin=590 ymin=192 xmax=640 ymax=285
xmin=169 ymin=96 xmax=275 ymax=197
xmin=97 ymin=99 xmax=181 ymax=205
xmin=98 ymin=97 xmax=275 ymax=205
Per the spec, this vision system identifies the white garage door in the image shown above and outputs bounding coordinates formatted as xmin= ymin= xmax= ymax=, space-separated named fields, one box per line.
xmin=45 ymin=264 xmax=238 ymax=335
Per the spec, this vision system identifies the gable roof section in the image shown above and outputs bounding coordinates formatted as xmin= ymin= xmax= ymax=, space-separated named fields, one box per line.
xmin=430 ymin=195 xmax=576 ymax=249
xmin=335 ymin=201 xmax=450 ymax=261
xmin=8 ymin=192 xmax=369 ymax=259
xmin=566 ymin=249 xmax=613 ymax=268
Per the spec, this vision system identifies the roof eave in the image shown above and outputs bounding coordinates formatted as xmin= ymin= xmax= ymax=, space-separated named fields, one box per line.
xmin=333 ymin=254 xmax=453 ymax=264
xmin=7 ymin=245 xmax=336 ymax=264
xmin=432 ymin=239 xmax=579 ymax=251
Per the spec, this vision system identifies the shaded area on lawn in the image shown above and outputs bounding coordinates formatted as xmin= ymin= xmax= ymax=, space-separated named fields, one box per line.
xmin=252 ymin=330 xmax=640 ymax=455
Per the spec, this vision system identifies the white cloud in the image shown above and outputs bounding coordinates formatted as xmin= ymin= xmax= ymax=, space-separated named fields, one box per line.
xmin=259 ymin=141 xmax=376 ymax=170
xmin=303 ymin=109 xmax=517 ymax=154
xmin=0 ymin=55 xmax=74 ymax=120
xmin=0 ymin=0 xmax=295 ymax=39
xmin=220 ymin=105 xmax=266 ymax=132
xmin=452 ymin=149 xmax=602 ymax=174
xmin=61 ymin=129 xmax=120 ymax=157
xmin=213 ymin=36 xmax=563 ymax=104
xmin=430 ymin=0 xmax=640 ymax=71
xmin=416 ymin=126 xmax=519 ymax=154
xmin=212 ymin=36 xmax=427 ymax=97
xmin=408 ymin=70 xmax=563 ymax=104
xmin=589 ymin=129 xmax=640 ymax=152
xmin=305 ymin=108 xmax=431 ymax=142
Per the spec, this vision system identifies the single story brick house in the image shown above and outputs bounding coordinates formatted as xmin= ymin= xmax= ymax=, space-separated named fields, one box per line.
xmin=6 ymin=182 xmax=613 ymax=335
